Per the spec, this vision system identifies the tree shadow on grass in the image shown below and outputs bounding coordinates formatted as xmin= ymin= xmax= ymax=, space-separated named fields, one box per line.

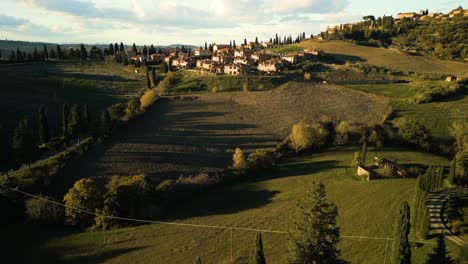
xmin=326 ymin=53 xmax=366 ymax=63
xmin=272 ymin=160 xmax=340 ymax=179
xmin=1 ymin=223 xmax=148 ymax=264
xmin=43 ymin=246 xmax=150 ymax=264
xmin=166 ymin=185 xmax=280 ymax=220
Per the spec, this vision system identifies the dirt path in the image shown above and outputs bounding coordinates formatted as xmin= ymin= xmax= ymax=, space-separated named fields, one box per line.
xmin=426 ymin=189 xmax=468 ymax=248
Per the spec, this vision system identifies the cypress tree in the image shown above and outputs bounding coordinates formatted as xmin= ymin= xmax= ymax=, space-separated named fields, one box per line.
xmin=412 ymin=175 xmax=423 ymax=225
xmin=62 ymin=103 xmax=70 ymax=147
xmin=151 ymin=68 xmax=157 ymax=86
xmin=288 ymin=181 xmax=341 ymax=263
xmin=244 ymin=38 xmax=247 ymax=46
xmin=132 ymin=43 xmax=137 ymax=53
xmin=57 ymin=45 xmax=63 ymax=59
xmin=100 ymin=109 xmax=111 ymax=136
xmin=109 ymin=43 xmax=114 ymax=55
xmin=33 ymin=48 xmax=38 ymax=61
xmin=418 ymin=205 xmax=430 ymax=239
xmin=204 ymin=42 xmax=208 ymax=50
xmin=448 ymin=158 xmax=456 ymax=184
xmin=0 ymin=125 xmax=15 ymax=176
xmin=43 ymin=44 xmax=49 ymax=61
xmin=12 ymin=119 xmax=39 ymax=170
xmin=79 ymin=44 xmax=87 ymax=60
xmin=146 ymin=70 xmax=151 ymax=89
xmin=68 ymin=104 xmax=84 ymax=144
xmin=38 ymin=106 xmax=50 ymax=145
xmin=426 ymin=235 xmax=454 ymax=264
xmin=360 ymin=141 xmax=367 ymax=166
xmin=83 ymin=104 xmax=90 ymax=135
xmin=114 ymin=43 xmax=119 ymax=53
xmin=120 ymin=42 xmax=124 ymax=52
xmin=391 ymin=201 xmax=411 ymax=264
xmin=143 ymin=45 xmax=148 ymax=56
xmin=249 ymin=233 xmax=266 ymax=264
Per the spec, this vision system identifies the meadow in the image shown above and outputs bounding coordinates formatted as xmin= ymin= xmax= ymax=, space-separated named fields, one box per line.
xmin=0 ymin=61 xmax=145 ymax=134
xmin=3 ymin=147 xmax=463 ymax=263
xmin=344 ymin=82 xmax=468 ymax=140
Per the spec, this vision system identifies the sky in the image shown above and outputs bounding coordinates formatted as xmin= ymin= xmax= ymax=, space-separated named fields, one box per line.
xmin=0 ymin=0 xmax=466 ymax=46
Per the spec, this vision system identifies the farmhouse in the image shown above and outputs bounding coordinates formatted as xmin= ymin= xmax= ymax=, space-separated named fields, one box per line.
xmin=194 ymin=48 xmax=211 ymax=56
xmin=357 ymin=166 xmax=372 ymax=181
xmin=257 ymin=59 xmax=283 ymax=73
xmin=282 ymin=54 xmax=300 ymax=64
xmin=234 ymin=50 xmax=252 ymax=58
xmin=446 ymin=76 xmax=458 ymax=82
xmin=234 ymin=56 xmax=251 ymax=65
xmin=150 ymin=54 xmax=165 ymax=62
xmin=212 ymin=55 xmax=234 ymax=64
xmin=250 ymin=52 xmax=271 ymax=62
xmin=261 ymin=41 xmax=273 ymax=48
xmin=223 ymin=64 xmax=251 ymax=75
xmin=375 ymin=157 xmax=407 ymax=178
xmin=397 ymin=12 xmax=419 ymax=19
xmin=213 ymin=44 xmax=230 ymax=53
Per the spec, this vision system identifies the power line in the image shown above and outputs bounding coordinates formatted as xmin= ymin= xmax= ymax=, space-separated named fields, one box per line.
xmin=0 ymin=183 xmax=436 ymax=245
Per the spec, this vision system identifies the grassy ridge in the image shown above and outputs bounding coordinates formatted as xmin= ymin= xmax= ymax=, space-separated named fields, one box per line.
xmin=3 ymin=148 xmax=459 ymax=263
xmin=272 ymin=39 xmax=468 ymax=76
xmin=0 ymin=61 xmax=145 ymax=134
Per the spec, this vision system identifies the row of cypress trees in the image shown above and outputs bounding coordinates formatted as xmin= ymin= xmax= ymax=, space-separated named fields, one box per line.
xmin=412 ymin=166 xmax=444 ymax=239
xmin=0 ymin=104 xmax=96 ymax=175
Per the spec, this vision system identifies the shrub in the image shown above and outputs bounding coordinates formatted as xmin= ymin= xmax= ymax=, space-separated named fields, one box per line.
xmin=455 ymin=151 xmax=468 ymax=183
xmin=105 ymin=174 xmax=152 ymax=219
xmin=107 ymin=103 xmax=126 ymax=123
xmin=351 ymin=152 xmax=362 ymax=167
xmin=289 ymin=120 xmax=329 ymax=153
xmin=335 ymin=121 xmax=351 ymax=145
xmin=242 ymin=83 xmax=249 ymax=92
xmin=157 ymin=71 xmax=175 ymax=95
xmin=247 ymin=149 xmax=276 ymax=172
xmin=63 ymin=178 xmax=101 ymax=226
xmin=25 ymin=196 xmax=63 ymax=224
xmin=232 ymin=148 xmax=247 ymax=175
xmin=126 ymin=98 xmax=141 ymax=115
xmin=139 ymin=89 xmax=157 ymax=111
xmin=399 ymin=119 xmax=432 ymax=151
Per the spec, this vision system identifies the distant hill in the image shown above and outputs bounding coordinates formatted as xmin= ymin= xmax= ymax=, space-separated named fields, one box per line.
xmin=0 ymin=40 xmax=197 ymax=59
xmin=321 ymin=6 xmax=467 ymax=61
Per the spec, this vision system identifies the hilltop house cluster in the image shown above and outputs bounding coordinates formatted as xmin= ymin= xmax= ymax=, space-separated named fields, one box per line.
xmin=325 ymin=7 xmax=467 ymax=34
xmin=396 ymin=7 xmax=467 ymax=21
xmin=191 ymin=43 xmax=324 ymax=75
xmin=113 ymin=41 xmax=324 ymax=75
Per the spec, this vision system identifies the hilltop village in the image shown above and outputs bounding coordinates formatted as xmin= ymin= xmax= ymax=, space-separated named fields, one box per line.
xmin=114 ymin=41 xmax=324 ymax=76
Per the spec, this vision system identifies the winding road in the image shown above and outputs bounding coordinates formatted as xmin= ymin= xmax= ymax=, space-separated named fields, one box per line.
xmin=426 ymin=188 xmax=468 ymax=248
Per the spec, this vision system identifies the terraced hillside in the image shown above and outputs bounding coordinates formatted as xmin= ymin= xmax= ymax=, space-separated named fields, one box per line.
xmin=63 ymin=82 xmax=391 ymax=179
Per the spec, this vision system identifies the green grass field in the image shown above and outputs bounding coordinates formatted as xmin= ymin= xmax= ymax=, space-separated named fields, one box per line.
xmin=272 ymin=39 xmax=468 ymax=76
xmin=344 ymin=83 xmax=468 ymax=140
xmin=4 ymin=147 xmax=464 ymax=264
xmin=165 ymin=70 xmax=288 ymax=93
xmin=0 ymin=61 xmax=146 ymax=134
